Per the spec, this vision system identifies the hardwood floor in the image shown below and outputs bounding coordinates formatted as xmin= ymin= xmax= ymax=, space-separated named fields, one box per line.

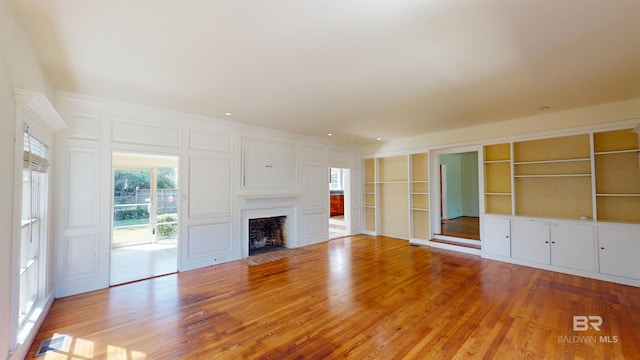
xmin=29 ymin=235 xmax=640 ymax=359
xmin=440 ymin=216 xmax=480 ymax=240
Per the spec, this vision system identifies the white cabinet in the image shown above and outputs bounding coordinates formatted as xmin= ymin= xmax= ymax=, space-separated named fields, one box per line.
xmin=512 ymin=219 xmax=595 ymax=272
xmin=512 ymin=219 xmax=550 ymax=264
xmin=482 ymin=217 xmax=511 ymax=257
xmin=550 ymin=223 xmax=595 ymax=272
xmin=598 ymin=224 xmax=640 ymax=280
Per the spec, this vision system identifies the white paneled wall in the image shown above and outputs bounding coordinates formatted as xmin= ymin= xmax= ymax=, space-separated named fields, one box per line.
xmin=67 ymin=148 xmax=101 ymax=228
xmin=242 ymin=137 xmax=296 ymax=191
xmin=54 ymin=92 xmax=360 ymax=297
xmin=188 ymin=157 xmax=233 ymax=218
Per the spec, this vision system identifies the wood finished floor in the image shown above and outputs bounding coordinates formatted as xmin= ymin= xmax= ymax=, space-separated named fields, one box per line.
xmin=440 ymin=216 xmax=481 ymax=240
xmin=29 ymin=235 xmax=640 ymax=359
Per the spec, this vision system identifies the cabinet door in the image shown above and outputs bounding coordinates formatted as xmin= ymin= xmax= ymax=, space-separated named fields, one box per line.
xmin=482 ymin=217 xmax=511 ymax=257
xmin=512 ymin=219 xmax=550 ymax=264
xmin=550 ymin=223 xmax=595 ymax=272
xmin=598 ymin=225 xmax=640 ymax=280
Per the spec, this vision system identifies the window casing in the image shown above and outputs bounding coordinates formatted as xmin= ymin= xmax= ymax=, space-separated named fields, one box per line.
xmin=19 ymin=131 xmax=49 ymax=326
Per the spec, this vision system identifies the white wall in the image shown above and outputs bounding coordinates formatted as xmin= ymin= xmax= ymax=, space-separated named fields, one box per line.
xmin=440 ymin=154 xmax=462 ymax=219
xmin=54 ymin=92 xmax=361 ymax=298
xmin=362 ymin=97 xmax=640 ymax=155
xmin=0 ymin=3 xmax=56 ymax=359
xmin=460 ymin=152 xmax=479 ymax=217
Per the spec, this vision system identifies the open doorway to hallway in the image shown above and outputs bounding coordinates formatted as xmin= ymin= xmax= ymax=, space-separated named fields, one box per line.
xmin=329 ymin=167 xmax=350 ymax=239
xmin=110 ymin=153 xmax=179 ymax=285
xmin=435 ymin=151 xmax=480 ymax=243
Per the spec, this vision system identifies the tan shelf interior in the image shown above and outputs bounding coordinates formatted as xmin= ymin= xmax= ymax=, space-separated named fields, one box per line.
xmin=595 ymin=152 xmax=640 ymax=194
xmin=485 ymin=143 xmax=510 ymax=161
xmin=594 ymin=129 xmax=640 ymax=152
xmin=593 ymin=130 xmax=640 ymax=222
xmin=364 ymin=194 xmax=376 ymax=207
xmin=379 ymin=156 xmax=408 ymax=182
xmin=412 ymin=182 xmax=429 ymax=193
xmin=364 ymin=183 xmax=375 ymax=194
xmin=485 ymin=162 xmax=511 ymax=193
xmin=412 ymin=210 xmax=430 ymax=239
xmin=484 ymin=143 xmax=512 ymax=215
xmin=514 ymin=160 xmax=591 ymax=176
xmin=514 ymin=134 xmax=590 ymax=162
xmin=363 ymin=158 xmax=376 ymax=232
xmin=597 ymin=196 xmax=640 ymax=223
xmin=515 ymin=177 xmax=592 ymax=220
xmin=412 ymin=194 xmax=429 ymax=209
xmin=364 ymin=158 xmax=375 ymax=183
xmin=379 ymin=182 xmax=409 ymax=239
xmin=486 ymin=194 xmax=512 ymax=215
xmin=411 ymin=153 xmax=429 ymax=181
xmin=365 ymin=207 xmax=376 ymax=232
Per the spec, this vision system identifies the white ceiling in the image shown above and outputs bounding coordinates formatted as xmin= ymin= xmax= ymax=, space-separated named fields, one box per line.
xmin=9 ymin=0 xmax=640 ymax=144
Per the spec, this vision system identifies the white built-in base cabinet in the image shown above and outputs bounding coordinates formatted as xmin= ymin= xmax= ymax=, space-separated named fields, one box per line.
xmin=598 ymin=224 xmax=640 ymax=280
xmin=482 ymin=217 xmax=511 ymax=258
xmin=482 ymin=214 xmax=639 ymax=287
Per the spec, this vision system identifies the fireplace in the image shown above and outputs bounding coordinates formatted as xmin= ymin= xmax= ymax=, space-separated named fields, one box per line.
xmin=248 ymin=216 xmax=287 ymax=256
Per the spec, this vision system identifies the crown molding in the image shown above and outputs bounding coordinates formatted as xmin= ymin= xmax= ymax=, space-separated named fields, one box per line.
xmin=13 ymin=88 xmax=66 ymax=131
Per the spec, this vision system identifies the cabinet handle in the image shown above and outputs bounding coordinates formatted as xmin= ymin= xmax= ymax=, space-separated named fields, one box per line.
xmin=601 ymin=247 xmax=605 ymax=250
xmin=545 ymin=241 xmax=549 ymax=244
xmin=551 ymin=241 xmax=555 ymax=244
xmin=506 ymin=235 xmax=509 ymax=238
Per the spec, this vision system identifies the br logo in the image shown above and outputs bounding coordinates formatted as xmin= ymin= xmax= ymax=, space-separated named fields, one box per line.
xmin=573 ymin=316 xmax=602 ymax=331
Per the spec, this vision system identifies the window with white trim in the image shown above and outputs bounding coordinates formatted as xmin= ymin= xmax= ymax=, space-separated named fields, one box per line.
xmin=19 ymin=130 xmax=49 ymax=326
xmin=329 ymin=168 xmax=344 ymax=191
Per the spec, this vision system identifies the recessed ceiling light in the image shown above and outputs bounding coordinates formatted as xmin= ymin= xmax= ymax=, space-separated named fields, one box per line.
xmin=539 ymin=106 xmax=550 ymax=111
xmin=225 ymin=112 xmax=232 ymax=116
xmin=328 ymin=133 xmax=333 ymax=136
xmin=376 ymin=137 xmax=382 ymax=141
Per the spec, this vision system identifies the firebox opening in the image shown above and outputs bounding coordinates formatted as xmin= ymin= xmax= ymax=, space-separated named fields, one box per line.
xmin=248 ymin=216 xmax=287 ymax=256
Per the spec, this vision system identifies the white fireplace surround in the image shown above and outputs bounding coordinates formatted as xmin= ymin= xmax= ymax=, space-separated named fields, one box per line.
xmin=240 ymin=194 xmax=298 ymax=258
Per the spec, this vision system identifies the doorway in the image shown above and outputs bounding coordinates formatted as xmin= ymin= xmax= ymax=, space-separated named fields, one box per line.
xmin=110 ymin=153 xmax=179 ymax=285
xmin=436 ymin=151 xmax=480 ymax=241
xmin=329 ymin=167 xmax=350 ymax=239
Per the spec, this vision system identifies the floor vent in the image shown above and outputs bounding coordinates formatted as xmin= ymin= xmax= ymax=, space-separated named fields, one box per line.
xmin=34 ymin=334 xmax=70 ymax=357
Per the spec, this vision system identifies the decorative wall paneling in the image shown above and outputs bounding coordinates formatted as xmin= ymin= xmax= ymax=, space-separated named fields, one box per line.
xmin=241 ymin=137 xmax=296 ymax=192
xmin=54 ymin=93 xmax=360 ymax=297
xmin=66 ymin=112 xmax=101 ymax=141
xmin=188 ymin=157 xmax=233 ymax=218
xmin=188 ymin=128 xmax=233 ymax=153
xmin=300 ymin=162 xmax=328 ymax=246
xmin=111 ymin=118 xmax=181 ymax=148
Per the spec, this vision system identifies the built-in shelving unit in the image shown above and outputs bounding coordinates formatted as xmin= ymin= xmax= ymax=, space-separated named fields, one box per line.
xmin=513 ymin=134 xmax=593 ymax=220
xmin=484 ymin=143 xmax=512 ymax=215
xmin=594 ymin=128 xmax=640 ymax=223
xmin=363 ymin=158 xmax=376 ymax=233
xmin=378 ymin=156 xmax=409 ymax=239
xmin=410 ymin=152 xmax=429 ymax=240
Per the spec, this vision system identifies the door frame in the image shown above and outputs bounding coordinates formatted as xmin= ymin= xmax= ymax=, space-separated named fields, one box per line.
xmin=430 ymin=145 xmax=484 ymax=237
xmin=111 ymin=166 xmax=158 ymax=248
xmin=328 ymin=167 xmax=352 ymax=236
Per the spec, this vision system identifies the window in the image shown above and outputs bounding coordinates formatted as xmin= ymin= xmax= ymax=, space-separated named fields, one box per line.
xmin=19 ymin=131 xmax=49 ymax=326
xmin=329 ymin=168 xmax=344 ymax=191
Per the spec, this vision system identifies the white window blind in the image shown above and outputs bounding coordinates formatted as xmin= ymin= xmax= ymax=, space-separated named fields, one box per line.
xmin=23 ymin=131 xmax=49 ymax=172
